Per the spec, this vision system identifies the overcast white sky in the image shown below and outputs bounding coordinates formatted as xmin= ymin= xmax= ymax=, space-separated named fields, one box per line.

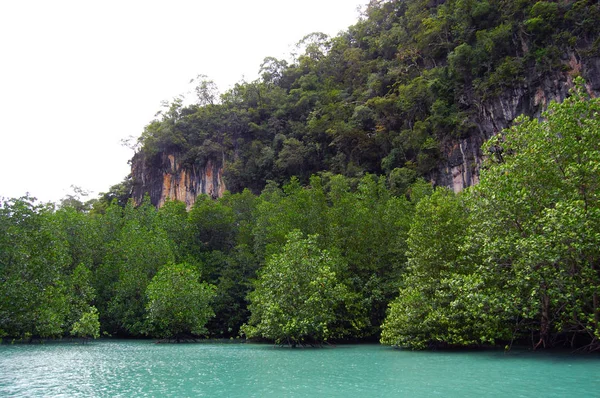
xmin=0 ymin=0 xmax=365 ymax=203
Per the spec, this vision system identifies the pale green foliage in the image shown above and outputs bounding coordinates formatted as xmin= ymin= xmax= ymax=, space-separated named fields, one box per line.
xmin=383 ymin=79 xmax=600 ymax=350
xmin=146 ymin=262 xmax=216 ymax=339
xmin=381 ymin=188 xmax=509 ymax=348
xmin=243 ymin=230 xmax=361 ymax=345
xmin=71 ymin=307 xmax=100 ymax=340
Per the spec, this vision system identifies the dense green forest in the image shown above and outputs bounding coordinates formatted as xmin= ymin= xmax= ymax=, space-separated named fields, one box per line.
xmin=1 ymin=0 xmax=600 ymax=350
xmin=1 ymin=80 xmax=598 ymax=349
xmin=129 ymin=0 xmax=599 ymax=195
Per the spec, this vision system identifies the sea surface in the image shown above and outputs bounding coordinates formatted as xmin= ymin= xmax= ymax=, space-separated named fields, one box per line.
xmin=0 ymin=340 xmax=598 ymax=397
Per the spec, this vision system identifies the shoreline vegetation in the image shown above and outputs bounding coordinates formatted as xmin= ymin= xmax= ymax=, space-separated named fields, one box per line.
xmin=1 ymin=80 xmax=598 ymax=352
xmin=2 ymin=0 xmax=600 ymax=352
xmin=1 ymin=82 xmax=599 ymax=353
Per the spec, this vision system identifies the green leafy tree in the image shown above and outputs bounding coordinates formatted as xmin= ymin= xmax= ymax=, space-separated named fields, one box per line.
xmin=91 ymin=200 xmax=124 ymax=328
xmin=71 ymin=307 xmax=100 ymax=342
xmin=468 ymin=78 xmax=600 ymax=349
xmin=55 ymin=206 xmax=102 ymax=273
xmin=100 ymin=199 xmax=175 ymax=336
xmin=92 ymin=176 xmax=133 ymax=213
xmin=200 ymin=190 xmax=260 ymax=337
xmin=0 ymin=197 xmax=70 ymax=339
xmin=66 ymin=263 xmax=97 ymax=332
xmin=326 ymin=174 xmax=413 ymax=335
xmin=243 ymin=230 xmax=362 ymax=346
xmin=204 ymin=245 xmax=259 ymax=338
xmin=381 ymin=188 xmax=510 ymax=349
xmin=188 ymin=195 xmax=236 ymax=255
xmin=252 ymin=176 xmax=329 ymax=261
xmin=59 ymin=185 xmax=93 ymax=212
xmin=157 ymin=199 xmax=192 ymax=263
xmin=145 ymin=262 xmax=216 ymax=341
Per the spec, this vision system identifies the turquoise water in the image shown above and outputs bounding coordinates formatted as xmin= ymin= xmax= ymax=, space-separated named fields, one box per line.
xmin=0 ymin=341 xmax=598 ymax=397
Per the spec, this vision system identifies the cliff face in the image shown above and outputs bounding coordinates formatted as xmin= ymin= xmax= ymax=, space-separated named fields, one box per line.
xmin=128 ymin=0 xmax=600 ymax=201
xmin=131 ymin=153 xmax=225 ymax=209
xmin=434 ymin=52 xmax=600 ymax=192
xmin=131 ymin=50 xmax=600 ymax=205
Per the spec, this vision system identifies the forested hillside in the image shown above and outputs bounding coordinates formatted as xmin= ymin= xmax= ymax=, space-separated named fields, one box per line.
xmin=1 ymin=0 xmax=600 ymax=350
xmin=2 ymin=80 xmax=598 ymax=350
xmin=129 ymin=0 xmax=600 ymax=207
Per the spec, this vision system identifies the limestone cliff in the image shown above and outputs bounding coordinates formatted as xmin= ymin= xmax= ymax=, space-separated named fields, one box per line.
xmin=131 ymin=49 xmax=599 ymax=205
xmin=131 ymin=152 xmax=225 ymax=209
xmin=434 ymin=52 xmax=600 ymax=192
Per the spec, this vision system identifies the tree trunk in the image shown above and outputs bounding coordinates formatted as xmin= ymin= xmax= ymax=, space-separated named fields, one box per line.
xmin=535 ymin=289 xmax=550 ymax=350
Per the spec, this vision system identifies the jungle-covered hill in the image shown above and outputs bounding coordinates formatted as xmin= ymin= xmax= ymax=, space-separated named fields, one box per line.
xmin=127 ymin=0 xmax=600 ymax=207
xmin=2 ymin=0 xmax=600 ymax=351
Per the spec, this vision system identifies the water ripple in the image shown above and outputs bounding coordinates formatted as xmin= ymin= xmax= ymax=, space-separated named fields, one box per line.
xmin=0 ymin=341 xmax=599 ymax=397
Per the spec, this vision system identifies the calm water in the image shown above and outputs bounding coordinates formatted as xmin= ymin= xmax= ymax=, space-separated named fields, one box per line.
xmin=0 ymin=341 xmax=598 ymax=397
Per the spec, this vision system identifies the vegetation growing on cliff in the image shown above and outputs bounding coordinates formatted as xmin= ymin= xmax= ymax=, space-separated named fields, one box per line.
xmin=132 ymin=0 xmax=600 ymax=198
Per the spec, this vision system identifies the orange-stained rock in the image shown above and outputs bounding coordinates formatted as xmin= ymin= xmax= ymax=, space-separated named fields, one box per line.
xmin=131 ymin=152 xmax=226 ymax=209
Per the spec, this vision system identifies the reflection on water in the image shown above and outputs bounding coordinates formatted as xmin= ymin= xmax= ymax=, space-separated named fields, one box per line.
xmin=0 ymin=341 xmax=598 ymax=397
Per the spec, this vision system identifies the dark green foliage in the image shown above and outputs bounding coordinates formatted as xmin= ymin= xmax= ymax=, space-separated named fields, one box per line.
xmin=54 ymin=206 xmax=103 ymax=273
xmin=0 ymin=197 xmax=70 ymax=339
xmin=1 ymin=0 xmax=599 ymax=349
xmin=100 ymin=199 xmax=175 ymax=336
xmin=66 ymin=263 xmax=97 ymax=333
xmin=157 ymin=199 xmax=191 ymax=263
xmin=205 ymin=245 xmax=258 ymax=337
xmin=92 ymin=176 xmax=133 ymax=213
xmin=325 ymin=174 xmax=413 ymax=335
xmin=251 ymin=173 xmax=414 ymax=337
xmin=189 ymin=196 xmax=236 ymax=256
xmin=132 ymin=0 xmax=598 ymax=194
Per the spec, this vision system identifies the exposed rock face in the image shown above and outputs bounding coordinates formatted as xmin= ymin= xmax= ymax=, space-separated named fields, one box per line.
xmin=131 ymin=53 xmax=600 ymax=203
xmin=434 ymin=52 xmax=600 ymax=192
xmin=131 ymin=152 xmax=225 ymax=209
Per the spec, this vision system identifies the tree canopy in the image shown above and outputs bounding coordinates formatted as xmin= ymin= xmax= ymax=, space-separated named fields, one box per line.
xmin=146 ymin=262 xmax=216 ymax=340
xmin=381 ymin=78 xmax=600 ymax=350
xmin=242 ymin=231 xmax=362 ymax=346
xmin=1 ymin=1 xmax=599 ymax=351
xmin=132 ymin=0 xmax=599 ymax=197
